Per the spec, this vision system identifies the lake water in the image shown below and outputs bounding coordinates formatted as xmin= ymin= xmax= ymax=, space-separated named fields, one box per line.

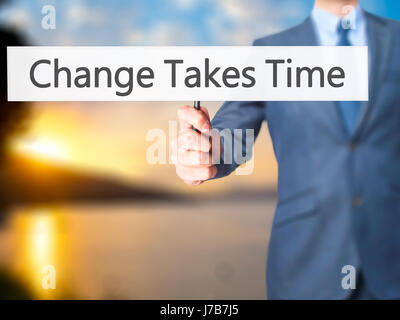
xmin=0 ymin=197 xmax=275 ymax=299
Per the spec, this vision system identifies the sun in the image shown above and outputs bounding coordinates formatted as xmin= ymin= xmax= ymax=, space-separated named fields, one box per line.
xmin=13 ymin=138 xmax=68 ymax=162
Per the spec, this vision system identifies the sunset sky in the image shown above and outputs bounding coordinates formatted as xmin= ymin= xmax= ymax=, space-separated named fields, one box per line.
xmin=10 ymin=101 xmax=278 ymax=193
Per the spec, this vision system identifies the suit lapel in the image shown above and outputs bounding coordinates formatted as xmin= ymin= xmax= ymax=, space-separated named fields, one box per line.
xmin=300 ymin=18 xmax=351 ymax=139
xmin=295 ymin=17 xmax=319 ymax=46
xmin=353 ymin=11 xmax=392 ymax=140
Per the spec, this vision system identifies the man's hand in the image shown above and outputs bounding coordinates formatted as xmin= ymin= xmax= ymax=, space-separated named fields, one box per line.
xmin=172 ymin=105 xmax=220 ymax=186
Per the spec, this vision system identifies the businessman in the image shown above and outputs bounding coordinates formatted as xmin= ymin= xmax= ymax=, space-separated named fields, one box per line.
xmin=173 ymin=0 xmax=400 ymax=299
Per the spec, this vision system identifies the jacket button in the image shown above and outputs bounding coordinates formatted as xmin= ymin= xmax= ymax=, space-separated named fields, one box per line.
xmin=352 ymin=196 xmax=362 ymax=207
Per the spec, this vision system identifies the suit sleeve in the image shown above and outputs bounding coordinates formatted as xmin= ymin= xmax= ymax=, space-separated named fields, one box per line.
xmin=211 ymin=100 xmax=265 ymax=179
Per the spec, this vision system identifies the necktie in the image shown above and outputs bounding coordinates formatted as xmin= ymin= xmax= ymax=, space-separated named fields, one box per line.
xmin=336 ymin=23 xmax=361 ymax=136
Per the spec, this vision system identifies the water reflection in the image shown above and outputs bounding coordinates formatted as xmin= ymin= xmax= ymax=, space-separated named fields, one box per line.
xmin=0 ymin=199 xmax=274 ymax=299
xmin=14 ymin=208 xmax=65 ymax=299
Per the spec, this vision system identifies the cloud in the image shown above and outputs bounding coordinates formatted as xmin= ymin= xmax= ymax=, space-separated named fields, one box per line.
xmin=123 ymin=30 xmax=145 ymax=44
xmin=148 ymin=22 xmax=195 ymax=45
xmin=206 ymin=0 xmax=310 ymax=45
xmin=172 ymin=0 xmax=199 ymax=10
xmin=124 ymin=21 xmax=196 ymax=45
xmin=66 ymin=0 xmax=107 ymax=28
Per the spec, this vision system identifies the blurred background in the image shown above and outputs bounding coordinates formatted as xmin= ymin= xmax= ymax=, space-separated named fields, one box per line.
xmin=0 ymin=0 xmax=398 ymax=299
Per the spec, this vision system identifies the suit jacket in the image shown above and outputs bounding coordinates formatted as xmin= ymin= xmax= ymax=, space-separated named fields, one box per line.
xmin=211 ymin=11 xmax=400 ymax=299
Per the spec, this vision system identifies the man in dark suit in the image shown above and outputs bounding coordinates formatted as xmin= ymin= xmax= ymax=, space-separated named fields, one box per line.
xmin=173 ymin=0 xmax=400 ymax=299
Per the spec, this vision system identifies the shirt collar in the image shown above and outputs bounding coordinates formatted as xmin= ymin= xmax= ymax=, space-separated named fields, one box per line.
xmin=311 ymin=5 xmax=364 ymax=35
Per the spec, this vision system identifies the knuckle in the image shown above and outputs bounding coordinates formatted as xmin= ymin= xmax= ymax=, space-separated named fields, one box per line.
xmin=200 ymin=151 xmax=211 ymax=166
xmin=192 ymin=151 xmax=202 ymax=166
xmin=177 ymin=132 xmax=186 ymax=148
xmin=183 ymin=131 xmax=195 ymax=146
xmin=201 ymin=166 xmax=215 ymax=180
xmin=201 ymin=137 xmax=211 ymax=152
xmin=177 ymin=105 xmax=190 ymax=118
xmin=194 ymin=113 xmax=206 ymax=128
xmin=201 ymin=152 xmax=211 ymax=165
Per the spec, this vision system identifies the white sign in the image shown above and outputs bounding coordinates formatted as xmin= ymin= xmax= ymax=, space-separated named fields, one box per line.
xmin=8 ymin=46 xmax=368 ymax=101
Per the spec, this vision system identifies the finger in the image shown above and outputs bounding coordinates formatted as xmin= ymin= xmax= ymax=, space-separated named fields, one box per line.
xmin=183 ymin=179 xmax=203 ymax=186
xmin=177 ymin=149 xmax=213 ymax=167
xmin=177 ymin=105 xmax=211 ymax=132
xmin=178 ymin=128 xmax=211 ymax=152
xmin=199 ymin=106 xmax=210 ymax=121
xmin=176 ymin=164 xmax=217 ymax=181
